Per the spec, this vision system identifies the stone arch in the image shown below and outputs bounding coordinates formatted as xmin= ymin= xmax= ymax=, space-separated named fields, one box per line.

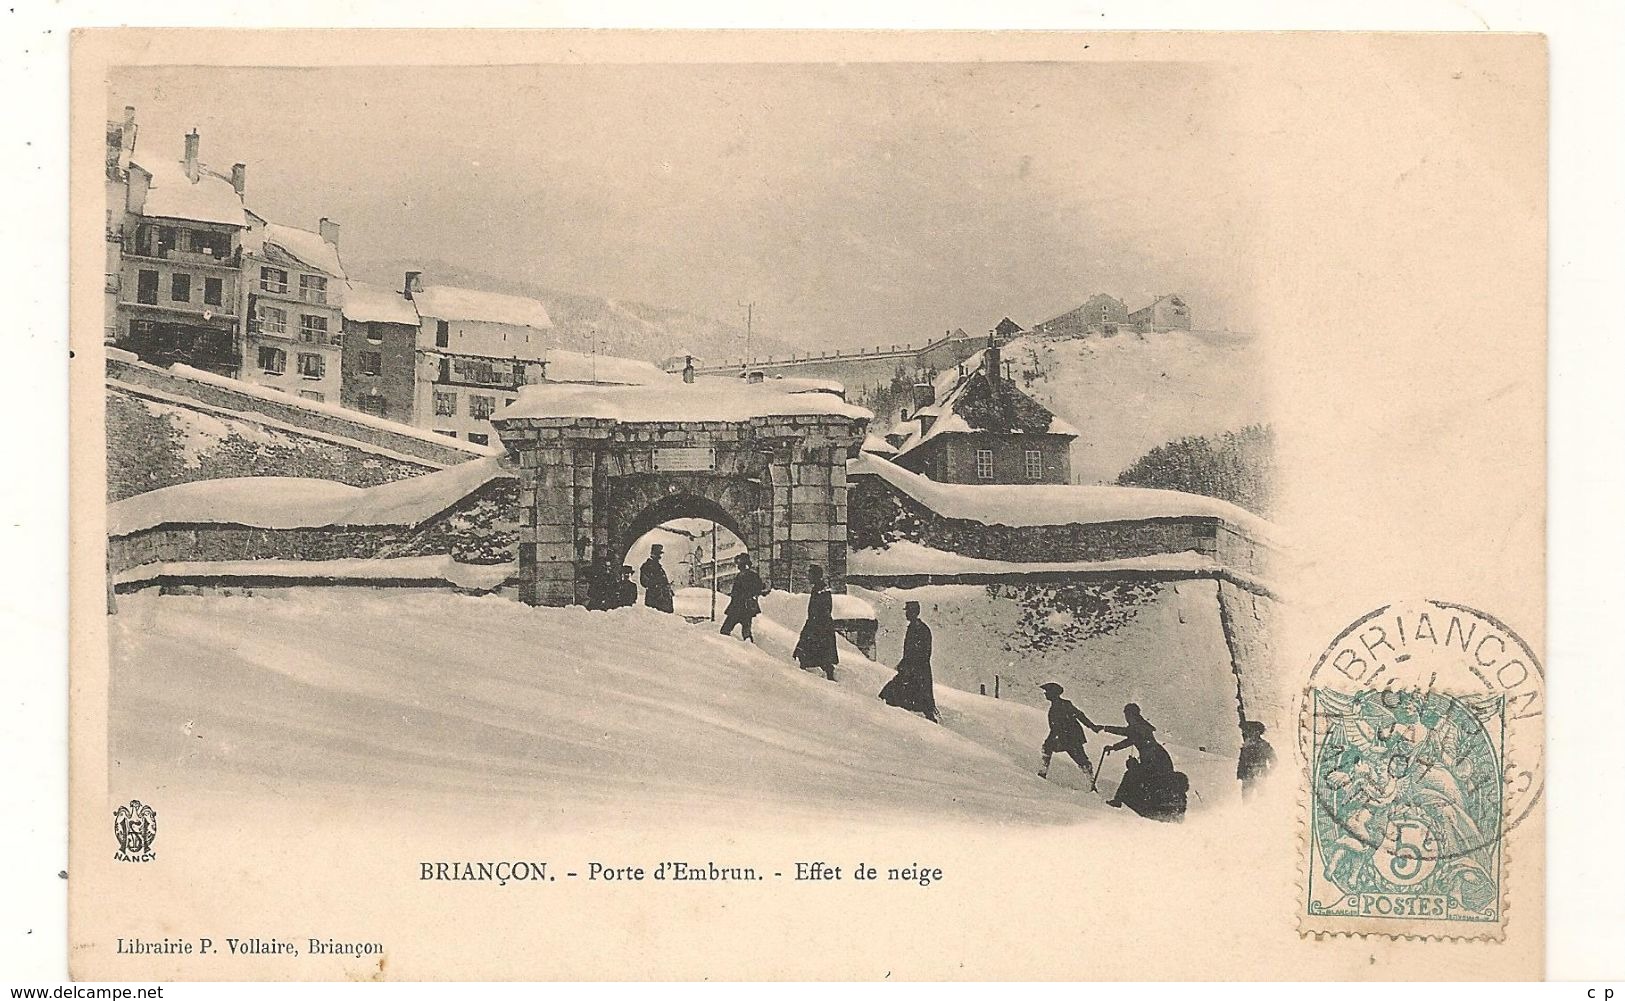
xmin=612 ymin=487 xmax=757 ymax=568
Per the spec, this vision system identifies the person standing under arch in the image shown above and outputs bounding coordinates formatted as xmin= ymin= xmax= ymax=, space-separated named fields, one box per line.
xmin=792 ymin=564 xmax=838 ymax=681
xmin=640 ymin=543 xmax=675 ymax=613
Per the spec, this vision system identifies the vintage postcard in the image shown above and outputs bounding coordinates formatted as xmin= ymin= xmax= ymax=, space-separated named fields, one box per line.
xmin=67 ymin=30 xmax=1545 ymax=979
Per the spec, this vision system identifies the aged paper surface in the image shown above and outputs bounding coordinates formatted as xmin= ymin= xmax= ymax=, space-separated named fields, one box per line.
xmin=69 ymin=29 xmax=1545 ymax=979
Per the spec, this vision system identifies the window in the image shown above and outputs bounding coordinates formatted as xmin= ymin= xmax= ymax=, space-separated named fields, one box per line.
xmin=297 ymin=352 xmax=325 ymax=379
xmin=299 ymin=314 xmax=329 ymax=344
xmin=299 ymin=390 xmax=325 ymax=402
xmin=358 ymin=393 xmax=386 ymax=416
xmin=434 ymin=429 xmax=458 ymax=439
xmin=366 ymin=323 xmax=383 ymax=343
xmin=975 ymin=449 xmax=995 ymax=481
xmin=433 ymin=391 xmax=457 ymax=417
xmin=1025 ymin=449 xmax=1043 ymax=481
xmin=454 ymin=357 xmax=501 ymax=385
xmin=259 ymin=267 xmax=288 ymax=294
xmin=136 ymin=269 xmax=158 ymax=305
xmin=435 ymin=319 xmax=449 ymax=348
xmin=257 ymin=304 xmax=287 ymax=336
xmin=469 ymin=395 xmax=496 ymax=421
xmin=257 ymin=346 xmax=286 ymax=374
xmin=299 ymin=274 xmax=328 ymax=304
xmin=203 ymin=276 xmax=223 ymax=307
xmin=104 ymin=273 xmax=120 ymax=295
xmin=361 ymin=351 xmax=383 ymax=376
xmin=170 ymin=273 xmax=191 ymax=302
xmin=467 ymin=432 xmax=490 ymax=446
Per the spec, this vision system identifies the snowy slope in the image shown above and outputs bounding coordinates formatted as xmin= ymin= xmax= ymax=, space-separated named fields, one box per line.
xmin=999 ymin=331 xmax=1270 ymax=485
xmin=838 ymin=581 xmax=1245 ymax=804
xmin=109 ymin=591 xmax=1105 ymax=826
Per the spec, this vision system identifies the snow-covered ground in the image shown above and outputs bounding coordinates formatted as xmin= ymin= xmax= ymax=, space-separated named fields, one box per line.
xmin=1002 ymin=330 xmax=1270 ymax=485
xmin=109 ymin=590 xmax=1161 ymax=828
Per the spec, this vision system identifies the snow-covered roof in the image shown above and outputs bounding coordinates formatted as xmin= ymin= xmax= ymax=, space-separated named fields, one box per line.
xmin=109 ymin=455 xmax=510 ymax=537
xmin=496 ymin=381 xmax=872 ymax=425
xmin=133 ymin=159 xmax=245 ymax=227
xmin=343 ymin=281 xmax=421 ymax=326
xmin=544 ymin=349 xmax=671 ymax=386
xmin=260 ymin=223 xmax=346 ymax=279
xmin=860 ymin=433 xmax=898 ymax=456
xmin=848 ymin=452 xmax=1275 ymax=539
xmin=412 ymin=285 xmax=553 ymax=329
xmin=893 ymin=347 xmax=1078 ymax=457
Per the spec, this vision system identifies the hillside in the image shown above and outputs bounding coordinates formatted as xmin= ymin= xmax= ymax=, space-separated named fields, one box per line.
xmin=997 ymin=330 xmax=1271 ymax=486
xmin=348 ymin=258 xmax=795 ymax=366
xmin=109 ymin=590 xmax=1119 ymax=826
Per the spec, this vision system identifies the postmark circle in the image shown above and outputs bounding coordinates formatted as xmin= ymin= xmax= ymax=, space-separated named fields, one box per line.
xmin=1298 ymin=599 xmax=1544 ymax=864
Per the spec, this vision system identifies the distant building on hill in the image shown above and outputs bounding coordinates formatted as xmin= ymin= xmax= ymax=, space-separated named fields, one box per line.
xmin=1032 ymin=294 xmax=1130 ymax=339
xmin=1128 ymin=294 xmax=1192 ymax=332
xmin=889 ymin=337 xmax=1078 ymax=485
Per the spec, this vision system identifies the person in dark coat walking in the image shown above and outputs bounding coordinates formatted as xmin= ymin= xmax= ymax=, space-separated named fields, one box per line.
xmin=792 ymin=564 xmax=838 ymax=681
xmin=640 ymin=543 xmax=674 ymax=613
xmin=719 ymin=553 xmax=766 ymax=641
xmin=1037 ymin=682 xmax=1095 ymax=782
xmin=585 ymin=556 xmax=616 ymax=611
xmin=1237 ymin=720 xmax=1277 ymax=800
xmin=608 ymin=565 xmax=637 ymax=609
xmin=879 ymin=600 xmax=939 ymax=722
xmin=1099 ymin=703 xmax=1187 ymax=821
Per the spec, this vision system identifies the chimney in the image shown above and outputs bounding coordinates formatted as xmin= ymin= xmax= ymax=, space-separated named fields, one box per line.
xmin=913 ymin=381 xmax=935 ymax=410
xmin=403 ymin=271 xmax=421 ymax=299
xmin=682 ymin=356 xmax=696 ymax=384
xmin=984 ymin=332 xmax=1002 ymax=392
xmin=318 ymin=217 xmax=340 ymax=246
xmin=230 ymin=163 xmax=246 ymax=196
xmin=183 ymin=129 xmax=200 ymax=182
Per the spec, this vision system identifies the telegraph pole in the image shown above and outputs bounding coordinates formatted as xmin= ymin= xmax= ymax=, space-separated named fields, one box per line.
xmin=739 ymin=302 xmax=754 ymax=367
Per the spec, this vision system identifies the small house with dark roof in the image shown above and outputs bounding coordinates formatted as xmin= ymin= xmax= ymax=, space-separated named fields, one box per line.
xmin=889 ymin=339 xmax=1077 ymax=485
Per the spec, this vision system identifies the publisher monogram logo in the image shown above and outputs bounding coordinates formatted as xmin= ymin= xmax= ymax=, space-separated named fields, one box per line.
xmin=114 ymin=799 xmax=157 ymax=862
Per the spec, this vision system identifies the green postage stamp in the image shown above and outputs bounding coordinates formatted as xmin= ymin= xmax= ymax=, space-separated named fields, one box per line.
xmin=1306 ymin=687 xmax=1506 ymax=937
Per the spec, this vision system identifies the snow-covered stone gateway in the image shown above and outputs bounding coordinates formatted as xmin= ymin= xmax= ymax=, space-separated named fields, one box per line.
xmin=493 ymin=382 xmax=871 ymax=606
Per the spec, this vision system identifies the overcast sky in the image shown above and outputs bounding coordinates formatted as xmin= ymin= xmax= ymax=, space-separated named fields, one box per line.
xmin=111 ymin=62 xmax=1257 ymax=346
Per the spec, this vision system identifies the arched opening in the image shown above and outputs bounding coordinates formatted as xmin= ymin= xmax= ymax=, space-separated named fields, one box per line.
xmin=613 ymin=493 xmax=761 ymax=618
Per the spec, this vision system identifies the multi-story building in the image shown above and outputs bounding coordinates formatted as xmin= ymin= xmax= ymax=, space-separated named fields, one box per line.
xmin=115 ymin=129 xmax=248 ymax=375
xmin=889 ymin=338 xmax=1078 ymax=485
xmin=404 ymin=272 xmax=554 ymax=447
xmin=104 ymin=106 xmax=138 ymax=344
xmin=240 ymin=216 xmax=347 ymax=404
xmin=1128 ymin=293 xmax=1192 ymax=332
xmin=340 ymin=280 xmax=421 ymax=424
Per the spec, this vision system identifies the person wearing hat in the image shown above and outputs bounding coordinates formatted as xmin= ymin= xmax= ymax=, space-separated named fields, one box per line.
xmin=1099 ymin=703 xmax=1185 ymax=820
xmin=611 ymin=565 xmax=638 ymax=609
xmin=1037 ymin=682 xmax=1097 ymax=782
xmin=879 ymin=600 xmax=939 ymax=722
xmin=640 ymin=543 xmax=675 ymax=613
xmin=791 ymin=564 xmax=838 ymax=681
xmin=585 ymin=555 xmax=616 ymax=611
xmin=1237 ymin=720 xmax=1276 ymax=800
xmin=719 ymin=552 xmax=766 ymax=642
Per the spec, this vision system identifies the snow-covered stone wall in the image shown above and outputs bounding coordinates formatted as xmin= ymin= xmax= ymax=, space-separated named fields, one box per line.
xmin=109 ymin=477 xmax=518 ymax=579
xmin=848 ymin=461 xmax=1271 ymax=581
xmin=106 ymin=355 xmax=490 ymax=501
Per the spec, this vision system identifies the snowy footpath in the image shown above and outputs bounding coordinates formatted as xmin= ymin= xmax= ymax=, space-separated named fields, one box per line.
xmin=109 ymin=589 xmax=1143 ymax=828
